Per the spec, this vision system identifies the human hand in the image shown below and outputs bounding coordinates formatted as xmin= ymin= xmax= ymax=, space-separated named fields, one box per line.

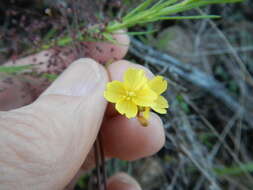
xmin=0 ymin=33 xmax=165 ymax=190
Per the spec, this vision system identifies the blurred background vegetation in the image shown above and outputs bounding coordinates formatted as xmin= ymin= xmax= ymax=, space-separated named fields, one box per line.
xmin=1 ymin=0 xmax=253 ymax=189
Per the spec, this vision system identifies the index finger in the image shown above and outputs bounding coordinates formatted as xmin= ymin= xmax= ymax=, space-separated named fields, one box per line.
xmin=0 ymin=31 xmax=130 ymax=111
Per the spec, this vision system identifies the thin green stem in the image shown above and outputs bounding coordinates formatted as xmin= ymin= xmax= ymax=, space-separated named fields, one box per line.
xmin=106 ymin=0 xmax=243 ymax=33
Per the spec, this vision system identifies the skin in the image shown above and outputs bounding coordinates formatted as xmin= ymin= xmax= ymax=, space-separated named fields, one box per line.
xmin=0 ymin=32 xmax=165 ymax=190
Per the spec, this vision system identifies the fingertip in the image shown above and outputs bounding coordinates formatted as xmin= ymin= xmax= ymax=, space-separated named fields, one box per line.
xmin=111 ymin=30 xmax=130 ymax=59
xmin=84 ymin=30 xmax=130 ymax=63
xmin=108 ymin=60 xmax=154 ymax=80
xmin=107 ymin=172 xmax=141 ymax=190
xmin=101 ymin=113 xmax=165 ymax=161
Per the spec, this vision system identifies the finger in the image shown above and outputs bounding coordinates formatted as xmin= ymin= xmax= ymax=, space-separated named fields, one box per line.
xmin=0 ymin=58 xmax=108 ymax=189
xmin=1 ymin=48 xmax=76 ymax=111
xmin=101 ymin=113 xmax=165 ymax=161
xmin=83 ymin=30 xmax=130 ymax=64
xmin=65 ymin=171 xmax=142 ymax=190
xmin=0 ymin=31 xmax=129 ymax=110
xmin=79 ymin=60 xmax=164 ymax=167
xmin=4 ymin=31 xmax=129 ymax=70
xmin=107 ymin=173 xmax=141 ymax=190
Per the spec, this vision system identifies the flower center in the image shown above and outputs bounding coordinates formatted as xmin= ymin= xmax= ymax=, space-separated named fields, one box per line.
xmin=123 ymin=91 xmax=136 ymax=101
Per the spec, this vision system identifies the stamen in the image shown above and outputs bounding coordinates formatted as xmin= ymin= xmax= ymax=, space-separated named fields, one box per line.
xmin=123 ymin=90 xmax=136 ymax=101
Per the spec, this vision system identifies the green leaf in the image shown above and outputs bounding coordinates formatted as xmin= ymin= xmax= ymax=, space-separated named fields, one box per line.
xmin=123 ymin=0 xmax=154 ymax=20
xmin=183 ymin=0 xmax=243 ymax=6
xmin=214 ymin=162 xmax=253 ymax=176
xmin=107 ymin=0 xmax=243 ymax=33
xmin=102 ymin=32 xmax=115 ymax=42
xmin=43 ymin=28 xmax=57 ymax=41
xmin=126 ymin=30 xmax=157 ymax=36
xmin=176 ymin=95 xmax=190 ymax=113
xmin=159 ymin=0 xmax=244 ymax=16
xmin=151 ymin=0 xmax=179 ymax=10
xmin=143 ymin=15 xmax=221 ymax=22
xmin=42 ymin=73 xmax=59 ymax=81
xmin=160 ymin=15 xmax=220 ymax=19
xmin=76 ymin=174 xmax=89 ymax=189
xmin=0 ymin=65 xmax=33 ymax=74
xmin=57 ymin=37 xmax=73 ymax=46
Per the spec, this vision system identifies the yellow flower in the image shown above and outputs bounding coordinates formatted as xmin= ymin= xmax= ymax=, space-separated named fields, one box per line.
xmin=104 ymin=68 xmax=169 ymax=124
xmin=104 ymin=68 xmax=157 ymax=118
xmin=143 ymin=76 xmax=169 ymax=119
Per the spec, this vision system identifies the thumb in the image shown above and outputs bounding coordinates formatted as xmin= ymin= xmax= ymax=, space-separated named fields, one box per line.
xmin=0 ymin=58 xmax=108 ymax=189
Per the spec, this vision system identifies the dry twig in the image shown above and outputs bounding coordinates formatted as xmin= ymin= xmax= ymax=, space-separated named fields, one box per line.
xmin=130 ymin=38 xmax=253 ymax=126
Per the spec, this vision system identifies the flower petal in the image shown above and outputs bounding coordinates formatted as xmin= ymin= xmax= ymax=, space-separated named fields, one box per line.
xmin=152 ymin=96 xmax=169 ymax=114
xmin=104 ymin=81 xmax=125 ymax=103
xmin=148 ymin=76 xmax=167 ymax=95
xmin=133 ymin=86 xmax=157 ymax=106
xmin=153 ymin=107 xmax=167 ymax=114
xmin=124 ymin=68 xmax=147 ymax=91
xmin=116 ymin=99 xmax=138 ymax=118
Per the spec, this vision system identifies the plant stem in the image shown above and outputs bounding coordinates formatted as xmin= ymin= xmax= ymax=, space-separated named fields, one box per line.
xmin=98 ymin=133 xmax=107 ymax=190
xmin=94 ymin=133 xmax=107 ymax=190
xmin=94 ymin=140 xmax=102 ymax=190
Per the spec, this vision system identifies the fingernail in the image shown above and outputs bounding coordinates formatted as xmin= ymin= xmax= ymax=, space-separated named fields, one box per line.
xmin=42 ymin=58 xmax=105 ymax=96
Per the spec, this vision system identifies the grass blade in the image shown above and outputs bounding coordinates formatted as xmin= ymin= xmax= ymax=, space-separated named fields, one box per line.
xmin=158 ymin=0 xmax=244 ymax=16
xmin=0 ymin=65 xmax=33 ymax=74
xmin=151 ymin=0 xmax=179 ymax=10
xmin=144 ymin=15 xmax=221 ymax=22
xmin=126 ymin=30 xmax=157 ymax=36
xmin=214 ymin=162 xmax=253 ymax=176
xmin=123 ymin=0 xmax=154 ymax=21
